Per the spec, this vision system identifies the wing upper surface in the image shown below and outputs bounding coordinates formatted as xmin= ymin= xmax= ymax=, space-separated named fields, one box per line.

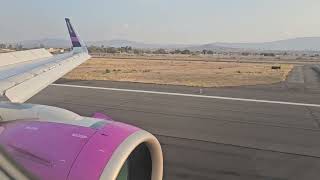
xmin=0 ymin=50 xmax=90 ymax=103
xmin=0 ymin=18 xmax=90 ymax=103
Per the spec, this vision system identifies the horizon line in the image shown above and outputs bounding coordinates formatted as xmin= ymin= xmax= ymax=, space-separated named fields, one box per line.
xmin=3 ymin=36 xmax=320 ymax=45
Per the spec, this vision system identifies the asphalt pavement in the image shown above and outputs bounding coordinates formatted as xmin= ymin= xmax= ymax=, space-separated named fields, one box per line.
xmin=28 ymin=65 xmax=320 ymax=180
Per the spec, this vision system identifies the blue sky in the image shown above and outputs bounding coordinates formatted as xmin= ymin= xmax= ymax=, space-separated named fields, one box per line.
xmin=1 ymin=0 xmax=320 ymax=44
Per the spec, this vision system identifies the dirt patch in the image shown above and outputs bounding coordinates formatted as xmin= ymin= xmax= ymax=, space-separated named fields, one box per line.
xmin=64 ymin=58 xmax=294 ymax=87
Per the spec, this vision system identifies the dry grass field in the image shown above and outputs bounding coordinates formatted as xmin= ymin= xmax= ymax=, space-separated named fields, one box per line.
xmin=0 ymin=49 xmax=15 ymax=53
xmin=64 ymin=57 xmax=294 ymax=87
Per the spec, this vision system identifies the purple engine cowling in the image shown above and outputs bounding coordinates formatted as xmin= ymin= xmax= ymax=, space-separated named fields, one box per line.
xmin=0 ymin=108 xmax=163 ymax=180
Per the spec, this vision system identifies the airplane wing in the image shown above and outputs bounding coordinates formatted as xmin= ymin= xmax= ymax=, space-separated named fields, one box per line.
xmin=0 ymin=18 xmax=90 ymax=103
xmin=0 ymin=18 xmax=163 ymax=180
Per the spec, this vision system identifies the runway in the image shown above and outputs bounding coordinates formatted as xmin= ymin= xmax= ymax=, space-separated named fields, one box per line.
xmin=28 ymin=65 xmax=320 ymax=180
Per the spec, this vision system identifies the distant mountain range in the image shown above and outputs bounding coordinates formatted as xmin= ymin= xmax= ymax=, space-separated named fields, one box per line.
xmin=15 ymin=37 xmax=320 ymax=51
xmin=194 ymin=37 xmax=320 ymax=51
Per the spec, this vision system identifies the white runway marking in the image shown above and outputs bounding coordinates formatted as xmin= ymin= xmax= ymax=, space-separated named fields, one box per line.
xmin=51 ymin=84 xmax=320 ymax=108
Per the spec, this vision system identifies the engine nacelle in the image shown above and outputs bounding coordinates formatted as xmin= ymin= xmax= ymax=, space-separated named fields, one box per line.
xmin=0 ymin=103 xmax=163 ymax=180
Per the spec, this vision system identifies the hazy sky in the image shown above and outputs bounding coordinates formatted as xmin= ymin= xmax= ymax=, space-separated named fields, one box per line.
xmin=1 ymin=0 xmax=320 ymax=44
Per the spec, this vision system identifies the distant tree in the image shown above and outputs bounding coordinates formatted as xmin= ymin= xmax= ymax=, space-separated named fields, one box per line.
xmin=119 ymin=46 xmax=131 ymax=53
xmin=15 ymin=44 xmax=23 ymax=50
xmin=169 ymin=50 xmax=175 ymax=54
xmin=88 ymin=46 xmax=96 ymax=53
xmin=144 ymin=49 xmax=152 ymax=54
xmin=207 ymin=50 xmax=214 ymax=55
xmin=202 ymin=49 xmax=208 ymax=54
xmin=100 ymin=45 xmax=106 ymax=52
xmin=153 ymin=48 xmax=167 ymax=54
xmin=87 ymin=46 xmax=93 ymax=53
xmin=88 ymin=45 xmax=105 ymax=53
xmin=0 ymin=43 xmax=6 ymax=49
xmin=241 ymin=52 xmax=250 ymax=56
xmin=262 ymin=53 xmax=275 ymax=57
xmin=174 ymin=49 xmax=181 ymax=54
xmin=119 ymin=46 xmax=132 ymax=53
xmin=39 ymin=44 xmax=45 ymax=48
xmin=133 ymin=49 xmax=144 ymax=55
xmin=193 ymin=51 xmax=201 ymax=55
xmin=119 ymin=47 xmax=125 ymax=53
xmin=7 ymin=44 xmax=13 ymax=49
xmin=106 ymin=47 xmax=117 ymax=53
xmin=181 ymin=49 xmax=191 ymax=54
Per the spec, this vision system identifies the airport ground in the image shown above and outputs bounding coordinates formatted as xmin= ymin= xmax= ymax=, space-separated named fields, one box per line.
xmin=27 ymin=63 xmax=320 ymax=180
xmin=64 ymin=57 xmax=293 ymax=88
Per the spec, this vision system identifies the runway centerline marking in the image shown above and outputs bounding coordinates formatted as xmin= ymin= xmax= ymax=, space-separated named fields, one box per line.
xmin=51 ymin=83 xmax=320 ymax=108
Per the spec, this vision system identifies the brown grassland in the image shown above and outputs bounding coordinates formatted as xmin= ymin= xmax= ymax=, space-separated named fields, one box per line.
xmin=64 ymin=57 xmax=294 ymax=87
